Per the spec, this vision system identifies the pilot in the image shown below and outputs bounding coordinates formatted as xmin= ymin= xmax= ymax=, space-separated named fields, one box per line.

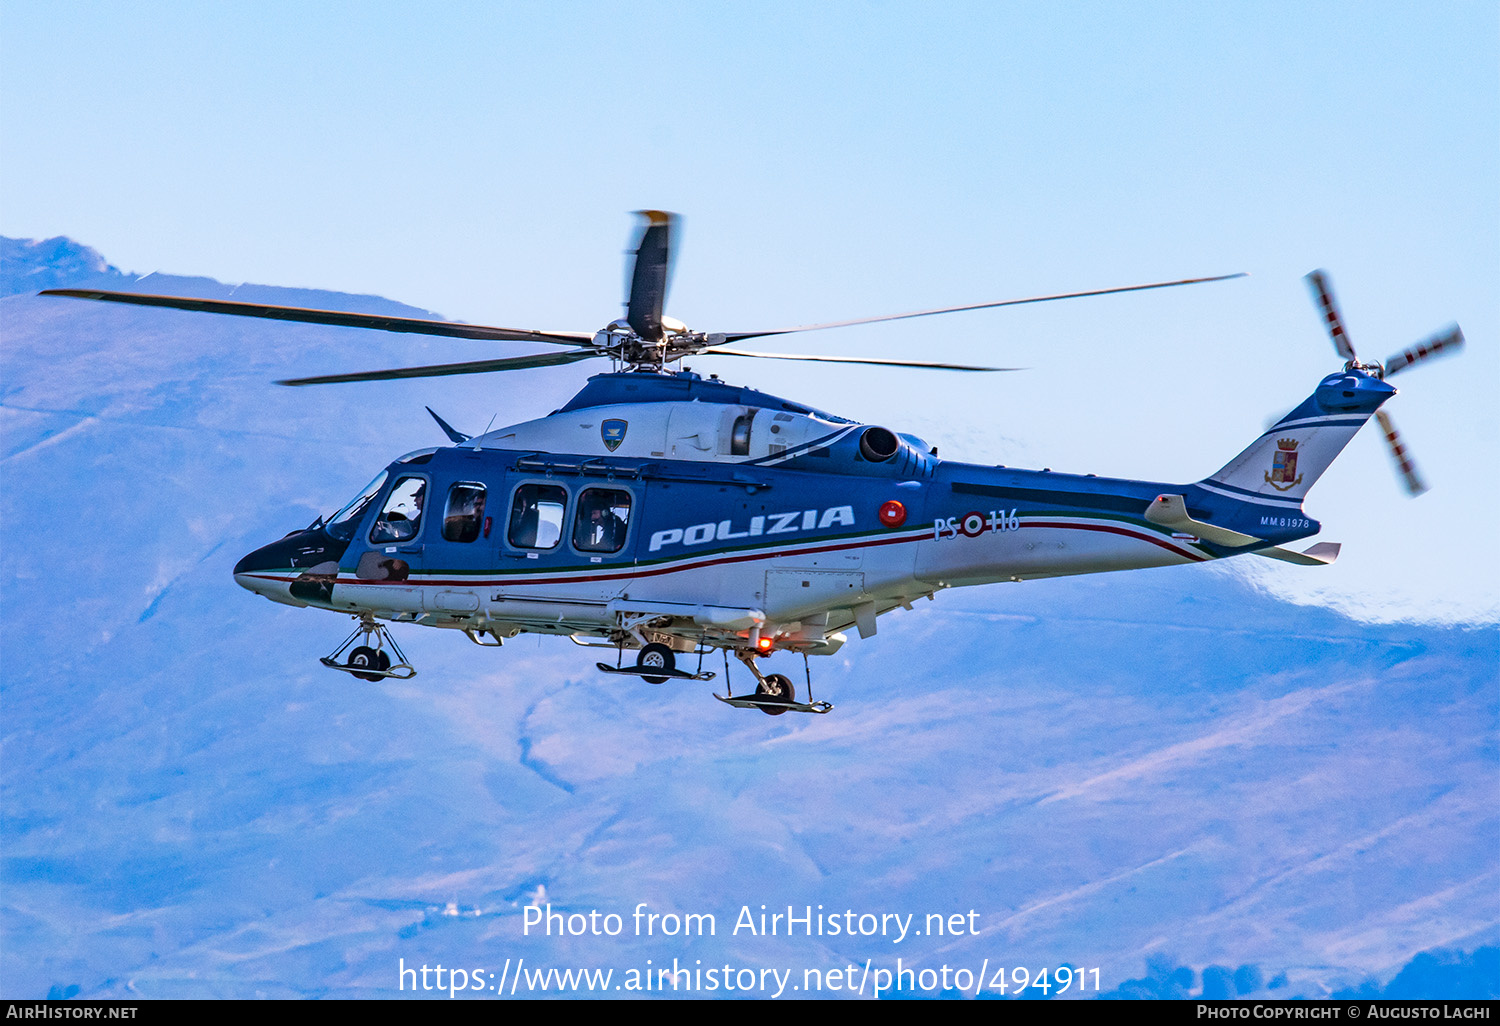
xmin=372 ymin=482 xmax=425 ymax=541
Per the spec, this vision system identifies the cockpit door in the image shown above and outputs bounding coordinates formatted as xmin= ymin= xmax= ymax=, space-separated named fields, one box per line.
xmin=357 ymin=473 xmax=429 ymax=580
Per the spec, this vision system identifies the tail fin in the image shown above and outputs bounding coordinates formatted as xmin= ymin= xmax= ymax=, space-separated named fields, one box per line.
xmin=1198 ymin=370 xmax=1394 ymax=507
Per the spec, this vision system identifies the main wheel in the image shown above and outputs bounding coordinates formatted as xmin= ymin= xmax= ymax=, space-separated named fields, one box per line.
xmin=347 ymin=645 xmax=385 ymax=682
xmin=755 ymin=673 xmax=796 ymax=715
xmin=636 ymin=643 xmax=675 ymax=684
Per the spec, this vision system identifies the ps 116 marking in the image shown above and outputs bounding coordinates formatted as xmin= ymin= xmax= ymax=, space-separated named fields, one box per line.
xmin=934 ymin=508 xmax=1021 ymax=541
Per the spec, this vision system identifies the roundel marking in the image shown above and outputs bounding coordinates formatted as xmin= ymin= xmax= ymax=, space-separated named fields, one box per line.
xmin=959 ymin=511 xmax=987 ymax=537
xmin=878 ymin=500 xmax=907 ymax=528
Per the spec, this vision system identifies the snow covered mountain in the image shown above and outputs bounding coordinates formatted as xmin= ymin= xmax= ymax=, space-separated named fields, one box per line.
xmin=2 ymin=238 xmax=1495 ymax=999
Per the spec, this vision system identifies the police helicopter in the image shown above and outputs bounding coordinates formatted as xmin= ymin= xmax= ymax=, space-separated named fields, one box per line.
xmin=42 ymin=212 xmax=1464 ymax=714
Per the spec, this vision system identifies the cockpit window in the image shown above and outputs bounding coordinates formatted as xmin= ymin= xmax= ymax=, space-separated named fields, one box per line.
xmin=508 ymin=484 xmax=566 ymax=550
xmin=369 ymin=476 xmax=427 ymax=543
xmin=573 ymin=488 xmax=632 ymax=553
xmin=326 ymin=471 xmax=388 ymax=540
xmin=443 ymin=483 xmax=487 ymax=543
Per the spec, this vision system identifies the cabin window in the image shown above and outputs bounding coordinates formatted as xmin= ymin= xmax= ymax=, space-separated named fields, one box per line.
xmin=508 ymin=484 xmax=567 ymax=549
xmin=369 ymin=476 xmax=427 ymax=543
xmin=573 ymin=488 xmax=632 ymax=553
xmin=442 ymin=483 xmax=487 ymax=543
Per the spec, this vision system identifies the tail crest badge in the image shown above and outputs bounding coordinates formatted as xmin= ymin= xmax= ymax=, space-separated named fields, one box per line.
xmin=1266 ymin=437 xmax=1303 ymax=490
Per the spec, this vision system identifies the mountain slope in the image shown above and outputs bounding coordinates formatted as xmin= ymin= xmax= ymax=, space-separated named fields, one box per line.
xmin=2 ymin=239 xmax=1495 ymax=999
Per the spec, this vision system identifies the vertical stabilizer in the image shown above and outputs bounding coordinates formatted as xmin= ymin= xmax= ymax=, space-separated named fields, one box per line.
xmin=1199 ymin=370 xmax=1394 ymax=507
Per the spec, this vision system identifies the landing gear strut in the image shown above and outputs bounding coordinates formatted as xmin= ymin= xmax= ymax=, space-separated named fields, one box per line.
xmin=715 ymin=650 xmax=832 ymax=715
xmin=320 ymin=615 xmax=417 ymax=681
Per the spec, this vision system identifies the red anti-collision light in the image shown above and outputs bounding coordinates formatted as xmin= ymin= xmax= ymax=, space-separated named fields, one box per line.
xmin=878 ymin=500 xmax=907 ymax=527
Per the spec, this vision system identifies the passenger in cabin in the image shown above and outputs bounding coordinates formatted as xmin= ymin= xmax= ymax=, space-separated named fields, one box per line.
xmin=575 ymin=488 xmax=630 ymax=553
xmin=585 ymin=504 xmax=626 ymax=550
xmin=442 ymin=484 xmax=487 ymax=543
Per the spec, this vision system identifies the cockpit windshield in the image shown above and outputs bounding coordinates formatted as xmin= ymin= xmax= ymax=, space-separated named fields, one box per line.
xmin=326 ymin=471 xmax=389 ymax=540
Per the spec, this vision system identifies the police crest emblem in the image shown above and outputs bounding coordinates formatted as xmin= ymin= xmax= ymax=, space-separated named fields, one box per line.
xmin=1265 ymin=437 xmax=1303 ymax=491
xmin=601 ymin=419 xmax=628 ymax=452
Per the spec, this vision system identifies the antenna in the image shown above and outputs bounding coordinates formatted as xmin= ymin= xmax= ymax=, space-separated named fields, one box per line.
xmin=471 ymin=412 xmax=498 ymax=451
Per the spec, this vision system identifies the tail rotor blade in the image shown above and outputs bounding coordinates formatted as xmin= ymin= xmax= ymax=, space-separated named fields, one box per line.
xmin=1305 ymin=269 xmax=1357 ymax=362
xmin=1384 ymin=324 xmax=1465 ymax=377
xmin=626 ymin=210 xmax=674 ymax=341
xmin=1374 ymin=409 xmax=1427 ymax=496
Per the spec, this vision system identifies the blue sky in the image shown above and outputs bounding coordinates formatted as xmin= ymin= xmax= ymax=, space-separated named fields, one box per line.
xmin=3 ymin=1 xmax=1496 ymax=622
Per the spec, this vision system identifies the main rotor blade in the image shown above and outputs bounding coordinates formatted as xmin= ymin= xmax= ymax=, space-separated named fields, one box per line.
xmin=1304 ymin=270 xmax=1357 ymax=362
xmin=718 ymin=273 xmax=1247 ymax=342
xmin=1384 ymin=324 xmax=1464 ymax=377
xmin=626 ymin=210 xmax=673 ymax=342
xmin=39 ymin=289 xmax=595 ymax=347
xmin=276 ymin=348 xmax=600 ymax=386
xmin=1374 ymin=409 xmax=1427 ymax=496
xmin=700 ymin=347 xmax=1020 ymax=372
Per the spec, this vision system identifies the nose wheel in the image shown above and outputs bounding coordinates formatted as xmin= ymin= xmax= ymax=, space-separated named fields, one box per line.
xmin=345 ymin=645 xmax=390 ymax=681
xmin=321 ymin=615 xmax=417 ymax=681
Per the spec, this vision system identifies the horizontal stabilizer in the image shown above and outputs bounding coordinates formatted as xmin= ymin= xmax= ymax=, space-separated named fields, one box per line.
xmin=1251 ymin=542 xmax=1341 ymax=566
xmin=1144 ymin=494 xmax=1262 ymax=547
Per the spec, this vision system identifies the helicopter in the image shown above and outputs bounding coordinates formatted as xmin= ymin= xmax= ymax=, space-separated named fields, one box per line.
xmin=41 ymin=212 xmax=1464 ymax=714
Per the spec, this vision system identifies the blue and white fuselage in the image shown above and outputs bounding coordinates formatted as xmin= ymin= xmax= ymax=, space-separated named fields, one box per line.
xmin=233 ymin=369 xmax=1393 ymax=660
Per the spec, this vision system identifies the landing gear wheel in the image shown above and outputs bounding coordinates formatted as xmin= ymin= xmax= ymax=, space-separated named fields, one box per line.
xmin=755 ymin=673 xmax=795 ymax=715
xmin=347 ymin=645 xmax=384 ymax=682
xmin=636 ymin=643 xmax=675 ymax=684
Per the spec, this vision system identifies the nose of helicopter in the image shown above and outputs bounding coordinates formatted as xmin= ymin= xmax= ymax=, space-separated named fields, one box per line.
xmin=233 ymin=546 xmax=272 ymax=578
xmin=233 ymin=528 xmax=348 ymax=607
xmin=233 ymin=542 xmax=296 ymax=605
